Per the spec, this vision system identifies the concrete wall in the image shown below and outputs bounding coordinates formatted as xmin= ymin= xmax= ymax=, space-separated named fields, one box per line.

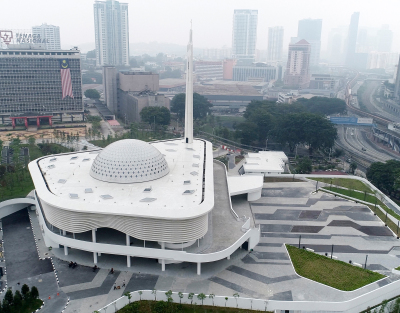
xmin=103 ymin=66 xmax=118 ymax=114
xmin=118 ymin=72 xmax=159 ymax=92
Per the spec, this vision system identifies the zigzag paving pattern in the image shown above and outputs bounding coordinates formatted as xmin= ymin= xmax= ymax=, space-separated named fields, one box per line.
xmin=6 ymin=180 xmax=400 ymax=312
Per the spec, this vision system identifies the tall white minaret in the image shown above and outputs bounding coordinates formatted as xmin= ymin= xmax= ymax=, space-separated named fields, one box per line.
xmin=184 ymin=26 xmax=193 ymax=144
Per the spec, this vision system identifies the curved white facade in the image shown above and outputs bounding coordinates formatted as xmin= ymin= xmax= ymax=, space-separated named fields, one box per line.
xmin=29 ymin=139 xmax=214 ymax=244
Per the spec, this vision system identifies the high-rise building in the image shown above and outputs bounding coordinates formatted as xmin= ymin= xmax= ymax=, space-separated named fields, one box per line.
xmin=377 ymin=25 xmax=393 ymax=52
xmin=0 ymin=47 xmax=83 ymax=125
xmin=345 ymin=12 xmax=360 ymax=67
xmin=232 ymin=9 xmax=258 ymax=64
xmin=267 ymin=26 xmax=284 ymax=63
xmin=93 ymin=0 xmax=129 ymax=66
xmin=296 ymin=19 xmax=322 ymax=67
xmin=394 ymin=56 xmax=400 ymax=100
xmin=284 ymin=39 xmax=311 ymax=89
xmin=32 ymin=24 xmax=61 ymax=50
xmin=327 ymin=27 xmax=347 ymax=64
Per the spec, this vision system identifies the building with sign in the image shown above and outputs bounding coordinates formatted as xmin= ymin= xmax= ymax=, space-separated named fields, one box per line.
xmin=93 ymin=0 xmax=129 ymax=66
xmin=0 ymin=47 xmax=84 ymax=126
xmin=32 ymin=24 xmax=61 ymax=50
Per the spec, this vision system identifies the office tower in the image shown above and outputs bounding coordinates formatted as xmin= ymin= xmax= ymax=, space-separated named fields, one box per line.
xmin=345 ymin=12 xmax=360 ymax=67
xmin=327 ymin=27 xmax=347 ymax=64
xmin=284 ymin=39 xmax=311 ymax=88
xmin=93 ymin=0 xmax=129 ymax=66
xmin=232 ymin=9 xmax=258 ymax=64
xmin=395 ymin=56 xmax=400 ymax=100
xmin=32 ymin=24 xmax=61 ymax=50
xmin=377 ymin=25 xmax=393 ymax=52
xmin=267 ymin=26 xmax=284 ymax=63
xmin=296 ymin=19 xmax=322 ymax=67
xmin=0 ymin=47 xmax=83 ymax=125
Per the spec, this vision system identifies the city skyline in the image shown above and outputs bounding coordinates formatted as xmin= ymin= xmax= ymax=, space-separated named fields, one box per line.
xmin=1 ymin=0 xmax=400 ymax=54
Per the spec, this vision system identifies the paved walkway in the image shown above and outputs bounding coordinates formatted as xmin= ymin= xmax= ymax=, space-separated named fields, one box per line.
xmin=4 ymin=180 xmax=400 ymax=312
xmin=0 ymin=209 xmax=68 ymax=313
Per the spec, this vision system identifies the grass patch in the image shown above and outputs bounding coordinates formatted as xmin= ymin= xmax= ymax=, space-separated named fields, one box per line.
xmin=234 ymin=155 xmax=244 ymax=164
xmin=286 ymin=245 xmax=385 ymax=291
xmin=395 ymin=266 xmax=400 ymax=271
xmin=308 ymin=177 xmax=372 ymax=193
xmin=117 ymin=300 xmax=269 ymax=312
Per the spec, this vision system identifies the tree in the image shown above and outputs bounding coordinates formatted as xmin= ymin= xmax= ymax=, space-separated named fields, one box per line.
xmin=178 ymin=292 xmax=183 ymax=304
xmin=188 ymin=292 xmax=194 ymax=305
xmin=165 ymin=290 xmax=173 ymax=303
xmin=296 ymin=157 xmax=312 ymax=174
xmin=30 ymin=286 xmax=39 ymax=299
xmin=13 ymin=290 xmax=22 ymax=309
xmin=4 ymin=290 xmax=13 ymax=306
xmin=86 ymin=50 xmax=96 ymax=59
xmin=28 ymin=136 xmax=36 ymax=146
xmin=235 ymin=121 xmax=259 ymax=145
xmin=350 ymin=161 xmax=357 ymax=174
xmin=197 ymin=293 xmax=206 ymax=306
xmin=84 ymin=89 xmax=101 ymax=100
xmin=129 ymin=57 xmax=139 ymax=68
xmin=140 ymin=106 xmax=171 ymax=126
xmin=209 ymin=293 xmax=215 ymax=306
xmin=233 ymin=293 xmax=239 ymax=308
xmin=152 ymin=289 xmax=157 ymax=301
xmin=367 ymin=160 xmax=400 ymax=194
xmin=21 ymin=284 xmax=30 ymax=300
xmin=123 ymin=291 xmax=132 ymax=304
xmin=170 ymin=93 xmax=212 ymax=120
xmin=138 ymin=291 xmax=142 ymax=301
xmin=296 ymin=97 xmax=347 ymax=115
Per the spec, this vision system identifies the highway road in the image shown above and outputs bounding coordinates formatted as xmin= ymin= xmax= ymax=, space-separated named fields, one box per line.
xmin=336 ymin=126 xmax=399 ymax=165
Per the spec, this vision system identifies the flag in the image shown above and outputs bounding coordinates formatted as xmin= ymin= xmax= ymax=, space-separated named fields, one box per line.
xmin=60 ymin=59 xmax=74 ymax=99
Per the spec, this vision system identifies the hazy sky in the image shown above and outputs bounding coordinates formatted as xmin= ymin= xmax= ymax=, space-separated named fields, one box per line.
xmin=2 ymin=0 xmax=399 ymax=53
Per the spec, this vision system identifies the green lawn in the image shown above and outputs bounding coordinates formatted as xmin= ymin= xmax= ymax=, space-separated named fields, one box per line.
xmin=0 ymin=173 xmax=34 ymax=202
xmin=117 ymin=300 xmax=270 ymax=312
xmin=286 ymin=245 xmax=385 ymax=291
xmin=308 ymin=177 xmax=372 ymax=193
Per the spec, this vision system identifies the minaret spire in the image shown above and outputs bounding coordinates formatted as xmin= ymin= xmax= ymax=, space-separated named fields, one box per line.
xmin=184 ymin=24 xmax=193 ymax=144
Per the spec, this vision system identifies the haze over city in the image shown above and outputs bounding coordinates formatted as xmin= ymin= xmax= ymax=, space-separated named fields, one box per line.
xmin=2 ymin=0 xmax=400 ymax=53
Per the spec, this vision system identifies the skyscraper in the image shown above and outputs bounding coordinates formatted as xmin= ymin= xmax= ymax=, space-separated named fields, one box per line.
xmin=32 ymin=24 xmax=61 ymax=50
xmin=284 ymin=39 xmax=311 ymax=88
xmin=93 ymin=0 xmax=129 ymax=66
xmin=232 ymin=10 xmax=258 ymax=64
xmin=296 ymin=19 xmax=322 ymax=67
xmin=267 ymin=26 xmax=284 ymax=63
xmin=345 ymin=12 xmax=360 ymax=67
xmin=377 ymin=25 xmax=393 ymax=52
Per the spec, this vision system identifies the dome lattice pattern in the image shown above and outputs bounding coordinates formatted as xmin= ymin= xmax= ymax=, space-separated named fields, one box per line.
xmin=90 ymin=139 xmax=169 ymax=183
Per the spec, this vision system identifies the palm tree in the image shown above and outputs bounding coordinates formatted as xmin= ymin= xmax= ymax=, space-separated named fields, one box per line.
xmin=208 ymin=293 xmax=215 ymax=306
xmin=178 ymin=292 xmax=183 ymax=304
xmin=197 ymin=293 xmax=206 ymax=306
xmin=233 ymin=293 xmax=239 ymax=308
xmin=188 ymin=292 xmax=194 ymax=305
xmin=138 ymin=291 xmax=142 ymax=301
xmin=152 ymin=289 xmax=157 ymax=301
xmin=123 ymin=291 xmax=132 ymax=304
xmin=225 ymin=297 xmax=228 ymax=307
xmin=165 ymin=290 xmax=173 ymax=303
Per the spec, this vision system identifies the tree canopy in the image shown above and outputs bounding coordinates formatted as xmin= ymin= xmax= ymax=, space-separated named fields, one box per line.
xmin=366 ymin=160 xmax=400 ymax=195
xmin=140 ymin=106 xmax=171 ymax=126
xmin=236 ymin=100 xmax=338 ymax=152
xmin=296 ymin=97 xmax=347 ymax=116
xmin=170 ymin=93 xmax=212 ymax=120
xmin=84 ymin=89 xmax=100 ymax=99
xmin=86 ymin=49 xmax=96 ymax=59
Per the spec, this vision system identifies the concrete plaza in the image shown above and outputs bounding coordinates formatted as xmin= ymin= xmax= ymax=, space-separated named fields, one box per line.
xmin=1 ymin=179 xmax=400 ymax=312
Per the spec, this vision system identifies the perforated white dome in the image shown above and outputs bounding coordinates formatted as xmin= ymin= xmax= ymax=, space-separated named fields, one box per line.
xmin=90 ymin=139 xmax=169 ymax=183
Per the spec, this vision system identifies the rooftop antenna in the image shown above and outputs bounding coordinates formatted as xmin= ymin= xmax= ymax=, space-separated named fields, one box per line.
xmin=184 ymin=22 xmax=193 ymax=145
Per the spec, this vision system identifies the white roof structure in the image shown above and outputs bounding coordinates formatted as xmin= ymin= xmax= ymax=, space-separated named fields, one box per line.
xmin=243 ymin=151 xmax=288 ymax=174
xmin=90 ymin=139 xmax=169 ymax=183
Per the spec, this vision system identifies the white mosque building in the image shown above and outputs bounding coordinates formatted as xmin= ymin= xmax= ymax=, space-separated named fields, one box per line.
xmin=21 ymin=29 xmax=262 ymax=275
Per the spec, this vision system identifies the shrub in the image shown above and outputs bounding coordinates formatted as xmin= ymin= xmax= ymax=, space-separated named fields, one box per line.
xmin=31 ymin=286 xmax=39 ymax=299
